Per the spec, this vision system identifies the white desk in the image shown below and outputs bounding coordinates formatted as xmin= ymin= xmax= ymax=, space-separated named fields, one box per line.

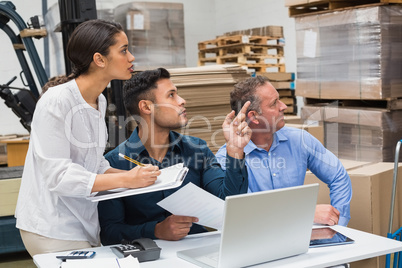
xmin=33 ymin=225 xmax=402 ymax=268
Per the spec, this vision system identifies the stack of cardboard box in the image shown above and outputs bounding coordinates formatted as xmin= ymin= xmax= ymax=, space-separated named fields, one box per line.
xmin=301 ymin=105 xmax=402 ymax=162
xmin=114 ymin=2 xmax=186 ymax=69
xmin=294 ymin=5 xmax=402 ymax=162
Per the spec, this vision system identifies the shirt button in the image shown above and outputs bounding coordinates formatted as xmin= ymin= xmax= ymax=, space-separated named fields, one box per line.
xmin=273 ymin=173 xmax=276 ymax=177
xmin=268 ymin=153 xmax=271 ymax=156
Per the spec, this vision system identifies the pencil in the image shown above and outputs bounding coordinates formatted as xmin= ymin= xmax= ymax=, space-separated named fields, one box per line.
xmin=118 ymin=153 xmax=145 ymax=167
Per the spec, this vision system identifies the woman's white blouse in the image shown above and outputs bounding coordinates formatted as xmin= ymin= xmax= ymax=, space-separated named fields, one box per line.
xmin=15 ymin=80 xmax=111 ymax=245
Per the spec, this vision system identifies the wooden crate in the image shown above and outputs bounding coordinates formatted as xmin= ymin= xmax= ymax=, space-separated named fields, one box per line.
xmin=285 ymin=0 xmax=402 ymax=17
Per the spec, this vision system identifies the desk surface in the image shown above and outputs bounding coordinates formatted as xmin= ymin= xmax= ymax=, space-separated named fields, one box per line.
xmin=0 ymin=138 xmax=29 ymax=144
xmin=33 ymin=225 xmax=402 ymax=268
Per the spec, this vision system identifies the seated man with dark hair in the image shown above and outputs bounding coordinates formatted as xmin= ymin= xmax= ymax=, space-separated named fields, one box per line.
xmin=98 ymin=68 xmax=251 ymax=244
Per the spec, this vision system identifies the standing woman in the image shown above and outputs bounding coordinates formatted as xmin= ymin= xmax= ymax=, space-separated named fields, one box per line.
xmin=15 ymin=19 xmax=160 ymax=256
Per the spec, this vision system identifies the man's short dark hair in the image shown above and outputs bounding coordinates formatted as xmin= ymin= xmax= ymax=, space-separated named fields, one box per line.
xmin=123 ymin=67 xmax=171 ymax=116
xmin=230 ymin=76 xmax=270 ymax=115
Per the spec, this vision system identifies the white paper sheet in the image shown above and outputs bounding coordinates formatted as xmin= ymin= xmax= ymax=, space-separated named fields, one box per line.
xmin=61 ymin=255 xmax=140 ymax=268
xmin=157 ymin=182 xmax=224 ymax=230
xmin=303 ymin=29 xmax=317 ymax=58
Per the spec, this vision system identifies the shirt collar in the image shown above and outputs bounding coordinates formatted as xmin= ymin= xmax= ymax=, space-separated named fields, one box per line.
xmin=244 ymin=128 xmax=289 ymax=154
xmin=126 ymin=127 xmax=182 ymax=156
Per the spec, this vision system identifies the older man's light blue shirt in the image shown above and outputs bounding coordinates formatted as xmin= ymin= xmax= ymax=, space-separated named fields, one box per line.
xmin=216 ymin=126 xmax=352 ymax=226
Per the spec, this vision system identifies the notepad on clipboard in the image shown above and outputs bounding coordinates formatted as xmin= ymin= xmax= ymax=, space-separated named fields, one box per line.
xmin=88 ymin=163 xmax=189 ymax=202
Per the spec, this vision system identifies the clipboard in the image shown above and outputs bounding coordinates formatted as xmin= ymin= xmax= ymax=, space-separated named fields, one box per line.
xmin=88 ymin=163 xmax=189 ymax=202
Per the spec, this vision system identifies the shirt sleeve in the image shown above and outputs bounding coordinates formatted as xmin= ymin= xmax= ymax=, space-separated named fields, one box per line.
xmin=202 ymin=144 xmax=248 ymax=198
xmin=305 ymin=132 xmax=352 ymax=226
xmin=98 ymin=156 xmax=112 ymax=174
xmin=215 ymin=144 xmax=228 ymax=170
xmin=31 ymin=96 xmax=96 ymax=197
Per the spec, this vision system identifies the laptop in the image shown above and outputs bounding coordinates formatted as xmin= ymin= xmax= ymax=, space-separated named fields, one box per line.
xmin=177 ymin=184 xmax=319 ymax=268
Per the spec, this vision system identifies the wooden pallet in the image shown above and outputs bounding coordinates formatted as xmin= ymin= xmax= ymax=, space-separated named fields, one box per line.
xmin=198 ymin=44 xmax=285 ymax=70
xmin=280 ymin=97 xmax=297 ymax=106
xmin=305 ymin=97 xmax=402 ymax=111
xmin=198 ymin=35 xmax=284 ymax=50
xmin=284 ymin=105 xmax=298 ymax=115
xmin=199 ymin=43 xmax=284 ymax=59
xmin=278 ymin=89 xmax=296 ymax=97
xmin=197 ymin=63 xmax=285 ymax=73
xmin=243 ymin=63 xmax=286 ymax=73
xmin=286 ymin=0 xmax=402 ymax=17
xmin=223 ymin=26 xmax=284 ymax=39
xmin=257 ymin=72 xmax=295 ymax=81
xmin=199 ymin=53 xmax=284 ymax=65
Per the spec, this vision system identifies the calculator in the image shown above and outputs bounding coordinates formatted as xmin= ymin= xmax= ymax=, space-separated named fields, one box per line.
xmin=56 ymin=250 xmax=96 ymax=261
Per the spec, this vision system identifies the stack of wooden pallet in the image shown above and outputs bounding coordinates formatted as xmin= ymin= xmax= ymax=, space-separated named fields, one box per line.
xmin=197 ymin=26 xmax=296 ymax=114
xmin=284 ymin=0 xmax=402 ymax=17
xmin=198 ymin=26 xmax=285 ymax=73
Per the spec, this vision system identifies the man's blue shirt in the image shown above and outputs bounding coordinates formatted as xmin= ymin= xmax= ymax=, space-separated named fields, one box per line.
xmin=216 ymin=126 xmax=352 ymax=226
xmin=98 ymin=128 xmax=248 ymax=245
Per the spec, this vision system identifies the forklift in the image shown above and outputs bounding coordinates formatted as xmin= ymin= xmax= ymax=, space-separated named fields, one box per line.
xmin=0 ymin=0 xmax=127 ymax=148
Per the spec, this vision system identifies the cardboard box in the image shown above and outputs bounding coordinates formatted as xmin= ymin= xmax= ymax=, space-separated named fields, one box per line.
xmin=270 ymin=81 xmax=295 ymax=90
xmin=325 ymin=122 xmax=401 ymax=162
xmin=286 ymin=123 xmax=324 ymax=145
xmin=301 ymin=105 xmax=402 ymax=162
xmin=259 ymin=72 xmax=295 ymax=82
xmin=284 ymin=115 xmax=303 ymax=124
xmin=305 ymin=161 xmax=402 ymax=268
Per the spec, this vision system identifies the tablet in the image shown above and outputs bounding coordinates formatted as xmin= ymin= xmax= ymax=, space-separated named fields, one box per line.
xmin=310 ymin=227 xmax=354 ymax=248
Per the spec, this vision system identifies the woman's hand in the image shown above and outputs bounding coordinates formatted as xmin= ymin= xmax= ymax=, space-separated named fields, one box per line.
xmin=124 ymin=164 xmax=161 ymax=188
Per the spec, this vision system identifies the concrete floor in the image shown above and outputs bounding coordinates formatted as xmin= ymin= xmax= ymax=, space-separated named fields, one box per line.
xmin=0 ymin=251 xmax=36 ymax=268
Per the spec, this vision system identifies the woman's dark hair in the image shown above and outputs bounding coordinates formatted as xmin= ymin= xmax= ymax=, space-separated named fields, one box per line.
xmin=123 ymin=68 xmax=171 ymax=117
xmin=67 ymin=19 xmax=123 ymax=78
xmin=42 ymin=19 xmax=123 ymax=93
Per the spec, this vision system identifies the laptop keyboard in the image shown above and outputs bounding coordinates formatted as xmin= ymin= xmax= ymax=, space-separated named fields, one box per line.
xmin=196 ymin=251 xmax=220 ymax=266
